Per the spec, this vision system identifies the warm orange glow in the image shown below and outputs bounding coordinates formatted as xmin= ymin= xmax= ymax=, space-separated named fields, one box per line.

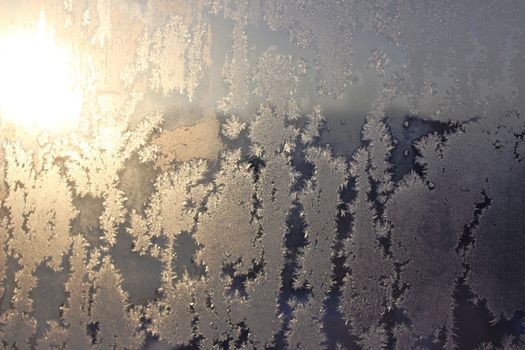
xmin=0 ymin=9 xmax=82 ymax=132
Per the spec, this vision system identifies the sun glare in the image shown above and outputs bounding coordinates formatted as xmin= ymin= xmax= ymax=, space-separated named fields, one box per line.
xmin=0 ymin=9 xmax=82 ymax=132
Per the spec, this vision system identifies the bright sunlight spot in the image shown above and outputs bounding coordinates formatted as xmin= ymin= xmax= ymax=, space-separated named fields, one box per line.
xmin=0 ymin=9 xmax=82 ymax=132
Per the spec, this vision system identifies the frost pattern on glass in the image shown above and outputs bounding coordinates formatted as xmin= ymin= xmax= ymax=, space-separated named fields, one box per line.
xmin=0 ymin=1 xmax=524 ymax=349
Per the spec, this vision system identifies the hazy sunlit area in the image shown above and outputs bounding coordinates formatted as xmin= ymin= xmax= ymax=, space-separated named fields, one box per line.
xmin=0 ymin=1 xmax=523 ymax=350
xmin=0 ymin=9 xmax=82 ymax=132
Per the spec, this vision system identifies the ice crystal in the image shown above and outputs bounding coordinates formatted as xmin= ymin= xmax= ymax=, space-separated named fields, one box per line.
xmin=91 ymin=256 xmax=144 ymax=349
xmin=249 ymin=105 xmax=298 ymax=156
xmin=287 ymin=299 xmax=325 ymax=350
xmin=192 ymin=149 xmax=260 ymax=347
xmin=236 ymin=106 xmax=299 ymax=348
xmin=61 ymin=236 xmax=95 ymax=350
xmin=147 ymin=276 xmax=195 ymax=347
xmin=221 ymin=115 xmax=246 ymax=140
xmin=217 ymin=0 xmax=251 ymax=114
xmin=254 ymin=48 xmax=305 ymax=120
xmin=64 ymin=110 xmax=163 ymax=245
xmin=128 ymin=158 xmax=211 ymax=347
xmin=301 ymin=105 xmax=325 ymax=145
xmin=290 ymin=146 xmax=347 ymax=349
xmin=128 ymin=159 xmax=210 ymax=256
xmin=4 ymin=142 xmax=76 ymax=270
xmin=367 ymin=48 xmax=390 ymax=77
xmin=0 ymin=269 xmax=37 ymax=349
xmin=195 ymin=149 xmax=259 ymax=276
xmin=341 ymin=148 xmax=392 ymax=334
xmin=387 ymin=173 xmax=460 ymax=338
xmin=264 ymin=0 xmax=355 ymax=98
xmin=123 ymin=12 xmax=211 ymax=100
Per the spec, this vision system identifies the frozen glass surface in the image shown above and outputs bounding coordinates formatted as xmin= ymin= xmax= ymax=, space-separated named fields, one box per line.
xmin=0 ymin=1 xmax=523 ymax=349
